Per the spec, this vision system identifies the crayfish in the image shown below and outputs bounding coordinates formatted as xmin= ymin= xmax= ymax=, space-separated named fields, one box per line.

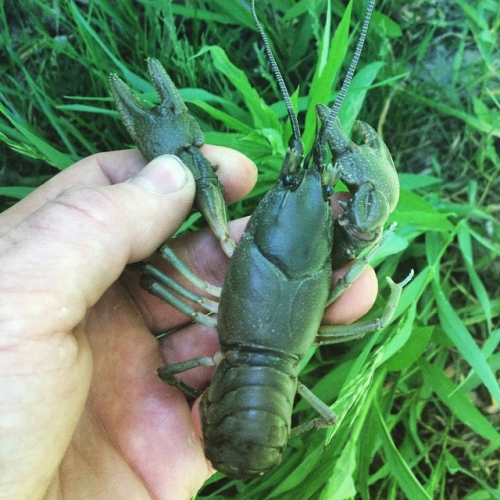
xmin=109 ymin=0 xmax=412 ymax=480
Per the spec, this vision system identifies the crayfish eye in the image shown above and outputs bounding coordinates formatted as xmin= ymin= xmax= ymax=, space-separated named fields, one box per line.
xmin=283 ymin=174 xmax=299 ymax=189
xmin=323 ymin=185 xmax=334 ymax=198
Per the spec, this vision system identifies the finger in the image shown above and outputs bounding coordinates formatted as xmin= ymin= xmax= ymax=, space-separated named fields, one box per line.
xmin=200 ymin=145 xmax=257 ymax=203
xmin=0 ymin=155 xmax=196 ymax=339
xmin=0 ymin=146 xmax=257 ymax=234
xmin=0 ymin=149 xmax=148 ymax=235
xmin=324 ymin=264 xmax=378 ymax=325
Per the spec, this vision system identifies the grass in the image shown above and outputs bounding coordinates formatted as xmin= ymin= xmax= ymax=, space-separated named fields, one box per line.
xmin=1 ymin=0 xmax=499 ymax=498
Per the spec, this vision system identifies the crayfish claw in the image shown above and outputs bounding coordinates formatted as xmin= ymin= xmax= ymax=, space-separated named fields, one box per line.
xmin=110 ymin=59 xmax=205 ymax=160
xmin=316 ymin=104 xmax=353 ymax=155
xmin=356 ymin=120 xmax=395 ymax=168
xmin=109 ymin=73 xmax=151 ymax=142
xmin=110 ymin=59 xmax=235 ymax=258
xmin=146 ymin=57 xmax=188 ymax=115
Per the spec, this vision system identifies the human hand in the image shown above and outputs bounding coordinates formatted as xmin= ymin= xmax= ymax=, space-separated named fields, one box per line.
xmin=0 ymin=146 xmax=377 ymax=499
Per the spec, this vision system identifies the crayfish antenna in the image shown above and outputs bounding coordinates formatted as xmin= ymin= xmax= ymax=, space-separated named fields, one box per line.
xmin=319 ymin=0 xmax=376 ymax=145
xmin=251 ymin=0 xmax=303 ymax=159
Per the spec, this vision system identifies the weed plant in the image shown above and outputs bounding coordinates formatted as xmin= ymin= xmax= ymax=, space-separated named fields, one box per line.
xmin=0 ymin=0 xmax=499 ymax=498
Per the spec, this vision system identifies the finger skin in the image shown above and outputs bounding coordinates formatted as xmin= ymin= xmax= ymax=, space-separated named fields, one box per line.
xmin=326 ymin=263 xmax=377 ymax=325
xmin=1 ymin=156 xmax=197 ymax=338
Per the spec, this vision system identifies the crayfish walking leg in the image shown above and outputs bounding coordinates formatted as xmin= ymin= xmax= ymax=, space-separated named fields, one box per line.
xmin=318 ymin=271 xmax=414 ymax=345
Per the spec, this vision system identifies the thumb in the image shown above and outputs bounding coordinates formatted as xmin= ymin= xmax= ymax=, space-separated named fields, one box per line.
xmin=0 ymin=154 xmax=196 ymax=336
xmin=121 ymin=153 xmax=196 ymax=257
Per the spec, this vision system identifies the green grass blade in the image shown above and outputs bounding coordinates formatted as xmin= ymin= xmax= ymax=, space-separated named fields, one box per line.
xmin=457 ymin=221 xmax=493 ymax=331
xmin=67 ymin=0 xmax=151 ymax=92
xmin=0 ymin=103 xmax=73 ymax=170
xmin=319 ymin=438 xmax=357 ymax=500
xmin=302 ymin=0 xmax=352 ymax=149
xmin=396 ymin=190 xmax=455 ymax=232
xmin=403 ymin=92 xmax=500 ymax=137
xmin=191 ymin=101 xmax=254 ymax=135
xmin=455 ymin=0 xmax=497 ymax=69
xmin=420 ymin=360 xmax=500 ymax=445
xmin=199 ymin=46 xmax=282 ymax=131
xmin=57 ymin=104 xmax=116 ymax=115
xmin=337 ymin=61 xmax=385 ymax=135
xmin=432 ymin=278 xmax=500 ymax=404
xmin=181 ymin=88 xmax=246 ymax=122
xmin=460 ymin=329 xmax=500 ymax=394
xmin=0 ymin=186 xmax=35 ymax=199
xmin=171 ymin=3 xmax=253 ymax=27
xmin=375 ymin=405 xmax=432 ymax=499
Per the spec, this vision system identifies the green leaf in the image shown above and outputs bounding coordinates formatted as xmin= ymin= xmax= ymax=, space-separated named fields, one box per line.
xmin=338 ymin=61 xmax=385 ymax=136
xmin=191 ymin=101 xmax=254 ymax=135
xmin=320 ymin=438 xmax=357 ymax=500
xmin=0 ymin=103 xmax=73 ymax=170
xmin=68 ymin=0 xmax=151 ymax=92
xmin=56 ymin=104 xmax=116 ymax=115
xmin=171 ymin=3 xmax=253 ymax=27
xmin=375 ymin=406 xmax=432 ymax=499
xmin=384 ymin=324 xmax=434 ymax=371
xmin=432 ymin=279 xmax=500 ymax=407
xmin=302 ymin=0 xmax=352 ymax=149
xmin=457 ymin=222 xmax=492 ymax=331
xmin=0 ymin=186 xmax=35 ymax=199
xmin=404 ymin=92 xmax=500 ymax=137
xmin=396 ymin=190 xmax=455 ymax=232
xmin=371 ymin=11 xmax=402 ymax=38
xmin=199 ymin=46 xmax=281 ymax=131
xmin=398 ymin=173 xmax=442 ymax=190
xmin=420 ymin=360 xmax=500 ymax=445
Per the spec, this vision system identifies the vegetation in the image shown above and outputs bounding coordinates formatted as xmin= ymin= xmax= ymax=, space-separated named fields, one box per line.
xmin=1 ymin=0 xmax=499 ymax=498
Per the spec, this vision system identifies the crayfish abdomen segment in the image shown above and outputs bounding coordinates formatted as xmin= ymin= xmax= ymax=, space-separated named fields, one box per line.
xmin=200 ymin=350 xmax=298 ymax=479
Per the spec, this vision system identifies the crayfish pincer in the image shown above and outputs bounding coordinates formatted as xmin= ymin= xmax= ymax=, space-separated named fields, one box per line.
xmin=112 ymin=0 xmax=413 ymax=480
xmin=109 ymin=58 xmax=235 ymax=257
xmin=316 ymin=106 xmax=400 ymax=270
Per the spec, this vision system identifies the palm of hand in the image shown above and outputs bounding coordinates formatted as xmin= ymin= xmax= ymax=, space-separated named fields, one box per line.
xmin=66 ymin=278 xmax=213 ymax=500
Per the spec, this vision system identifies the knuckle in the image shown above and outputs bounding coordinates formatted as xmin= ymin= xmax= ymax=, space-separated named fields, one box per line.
xmin=51 ymin=186 xmax=125 ymax=233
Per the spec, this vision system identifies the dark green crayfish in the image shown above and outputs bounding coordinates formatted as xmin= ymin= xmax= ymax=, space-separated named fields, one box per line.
xmin=110 ymin=0 xmax=412 ymax=480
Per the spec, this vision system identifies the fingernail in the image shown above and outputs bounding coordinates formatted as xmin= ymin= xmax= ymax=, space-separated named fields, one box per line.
xmin=127 ymin=154 xmax=191 ymax=194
